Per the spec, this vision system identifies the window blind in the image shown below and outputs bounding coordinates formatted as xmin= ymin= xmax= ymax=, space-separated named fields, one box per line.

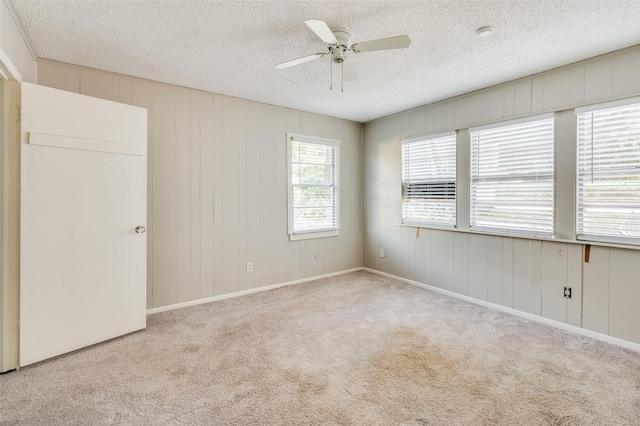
xmin=402 ymin=132 xmax=456 ymax=226
xmin=289 ymin=138 xmax=338 ymax=234
xmin=577 ymin=100 xmax=640 ymax=245
xmin=470 ymin=115 xmax=554 ymax=237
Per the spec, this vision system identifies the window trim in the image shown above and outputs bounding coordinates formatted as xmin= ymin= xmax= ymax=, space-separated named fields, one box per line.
xmin=469 ymin=112 xmax=555 ymax=238
xmin=575 ymin=95 xmax=640 ymax=115
xmin=575 ymin=96 xmax=640 ymax=246
xmin=401 ymin=130 xmax=457 ymax=228
xmin=468 ymin=112 xmax=554 ymax=134
xmin=286 ymin=133 xmax=340 ymax=241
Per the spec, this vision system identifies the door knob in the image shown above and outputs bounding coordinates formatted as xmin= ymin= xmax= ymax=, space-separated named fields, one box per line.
xmin=135 ymin=226 xmax=146 ymax=234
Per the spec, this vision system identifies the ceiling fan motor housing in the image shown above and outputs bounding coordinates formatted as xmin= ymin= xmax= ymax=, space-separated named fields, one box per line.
xmin=330 ymin=46 xmax=346 ymax=63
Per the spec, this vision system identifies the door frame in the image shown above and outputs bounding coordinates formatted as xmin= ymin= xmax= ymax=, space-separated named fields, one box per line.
xmin=0 ymin=48 xmax=21 ymax=373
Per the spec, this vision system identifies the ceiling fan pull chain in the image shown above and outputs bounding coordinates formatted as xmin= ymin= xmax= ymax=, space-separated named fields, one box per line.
xmin=341 ymin=62 xmax=344 ymax=93
xmin=330 ymin=56 xmax=332 ymax=91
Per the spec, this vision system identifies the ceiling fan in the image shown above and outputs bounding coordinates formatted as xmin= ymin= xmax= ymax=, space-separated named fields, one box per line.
xmin=276 ymin=20 xmax=411 ymax=89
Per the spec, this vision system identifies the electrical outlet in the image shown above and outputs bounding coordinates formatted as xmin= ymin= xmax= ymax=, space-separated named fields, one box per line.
xmin=246 ymin=262 xmax=253 ymax=273
xmin=379 ymin=248 xmax=386 ymax=258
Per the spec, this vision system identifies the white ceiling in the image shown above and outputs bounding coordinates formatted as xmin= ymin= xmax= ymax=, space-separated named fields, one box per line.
xmin=10 ymin=0 xmax=640 ymax=123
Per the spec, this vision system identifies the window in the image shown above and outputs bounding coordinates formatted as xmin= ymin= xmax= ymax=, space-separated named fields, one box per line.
xmin=287 ymin=133 xmax=339 ymax=241
xmin=401 ymin=132 xmax=456 ymax=227
xmin=576 ymin=98 xmax=640 ymax=245
xmin=470 ymin=114 xmax=555 ymax=237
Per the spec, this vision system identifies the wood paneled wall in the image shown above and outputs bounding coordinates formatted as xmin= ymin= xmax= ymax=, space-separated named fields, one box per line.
xmin=37 ymin=59 xmax=363 ymax=309
xmin=363 ymin=45 xmax=640 ymax=345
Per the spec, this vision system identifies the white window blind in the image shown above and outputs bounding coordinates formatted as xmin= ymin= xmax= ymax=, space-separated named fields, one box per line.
xmin=470 ymin=114 xmax=555 ymax=237
xmin=287 ymin=134 xmax=339 ymax=239
xmin=402 ymin=132 xmax=456 ymax=226
xmin=577 ymin=99 xmax=640 ymax=245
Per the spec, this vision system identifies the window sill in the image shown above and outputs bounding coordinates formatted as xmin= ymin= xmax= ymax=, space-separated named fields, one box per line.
xmin=401 ymin=221 xmax=456 ymax=232
xmin=289 ymin=229 xmax=339 ymax=241
xmin=396 ymin=223 xmax=640 ymax=251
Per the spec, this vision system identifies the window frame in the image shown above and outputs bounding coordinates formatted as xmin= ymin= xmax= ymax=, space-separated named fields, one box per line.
xmin=575 ymin=96 xmax=640 ymax=246
xmin=469 ymin=113 xmax=555 ymax=238
xmin=401 ymin=131 xmax=457 ymax=228
xmin=286 ymin=133 xmax=340 ymax=241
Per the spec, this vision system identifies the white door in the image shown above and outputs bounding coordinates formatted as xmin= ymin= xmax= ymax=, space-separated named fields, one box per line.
xmin=19 ymin=82 xmax=147 ymax=367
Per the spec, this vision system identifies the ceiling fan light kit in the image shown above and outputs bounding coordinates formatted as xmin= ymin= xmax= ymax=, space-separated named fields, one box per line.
xmin=276 ymin=19 xmax=411 ymax=91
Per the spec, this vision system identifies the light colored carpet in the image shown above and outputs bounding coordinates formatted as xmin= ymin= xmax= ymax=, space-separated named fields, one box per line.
xmin=2 ymin=271 xmax=640 ymax=425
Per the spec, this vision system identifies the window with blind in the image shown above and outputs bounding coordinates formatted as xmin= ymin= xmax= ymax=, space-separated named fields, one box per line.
xmin=287 ymin=134 xmax=339 ymax=241
xmin=470 ymin=114 xmax=555 ymax=237
xmin=401 ymin=132 xmax=457 ymax=226
xmin=576 ymin=98 xmax=640 ymax=245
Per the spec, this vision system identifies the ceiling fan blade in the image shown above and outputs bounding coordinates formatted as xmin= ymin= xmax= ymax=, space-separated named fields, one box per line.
xmin=304 ymin=20 xmax=339 ymax=45
xmin=276 ymin=53 xmax=326 ymax=69
xmin=351 ymin=35 xmax=411 ymax=53
xmin=343 ymin=61 xmax=358 ymax=82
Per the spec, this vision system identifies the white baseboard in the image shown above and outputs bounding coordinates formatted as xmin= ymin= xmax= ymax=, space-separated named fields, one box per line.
xmin=146 ymin=267 xmax=363 ymax=315
xmin=363 ymin=267 xmax=640 ymax=353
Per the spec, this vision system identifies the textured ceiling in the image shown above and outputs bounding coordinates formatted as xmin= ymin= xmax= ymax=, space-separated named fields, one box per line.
xmin=10 ymin=0 xmax=640 ymax=122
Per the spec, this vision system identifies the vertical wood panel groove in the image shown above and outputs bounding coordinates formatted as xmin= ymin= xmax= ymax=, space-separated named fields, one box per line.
xmin=174 ymin=90 xmax=179 ymax=304
xmin=582 ymin=246 xmax=610 ymax=335
xmin=175 ymin=89 xmax=191 ymax=303
xmin=189 ymin=92 xmax=201 ymax=301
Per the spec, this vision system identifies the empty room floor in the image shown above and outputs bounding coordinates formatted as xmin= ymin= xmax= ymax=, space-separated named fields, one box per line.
xmin=2 ymin=271 xmax=639 ymax=425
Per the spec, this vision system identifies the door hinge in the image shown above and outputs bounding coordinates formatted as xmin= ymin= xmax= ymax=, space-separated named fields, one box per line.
xmin=15 ymin=316 xmax=20 ymax=330
xmin=12 ymin=105 xmax=21 ymax=122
